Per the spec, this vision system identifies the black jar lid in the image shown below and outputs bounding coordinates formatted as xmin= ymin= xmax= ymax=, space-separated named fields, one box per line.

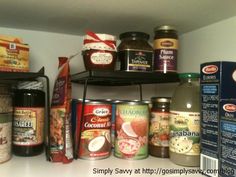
xmin=119 ymin=32 xmax=150 ymax=40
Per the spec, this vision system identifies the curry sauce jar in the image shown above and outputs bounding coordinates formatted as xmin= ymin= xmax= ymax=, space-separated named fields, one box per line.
xmin=118 ymin=32 xmax=153 ymax=72
xmin=114 ymin=101 xmax=149 ymax=159
xmin=154 ymin=25 xmax=178 ymax=73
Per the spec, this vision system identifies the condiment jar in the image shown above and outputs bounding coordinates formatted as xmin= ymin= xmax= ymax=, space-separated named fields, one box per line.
xmin=118 ymin=32 xmax=153 ymax=72
xmin=169 ymin=73 xmax=200 ymax=166
xmin=13 ymin=81 xmax=45 ymax=156
xmin=153 ymin=25 xmax=178 ymax=73
xmin=149 ymin=97 xmax=171 ymax=158
xmin=82 ymin=31 xmax=117 ymax=71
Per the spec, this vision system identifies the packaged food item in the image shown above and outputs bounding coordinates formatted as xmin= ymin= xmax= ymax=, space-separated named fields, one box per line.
xmin=0 ymin=113 xmax=12 ymax=163
xmin=149 ymin=97 xmax=171 ymax=158
xmin=50 ymin=57 xmax=73 ymax=163
xmin=0 ymin=35 xmax=29 ymax=72
xmin=0 ymin=84 xmax=12 ymax=163
xmin=76 ymin=99 xmax=112 ymax=160
xmin=153 ymin=25 xmax=178 ymax=73
xmin=13 ymin=81 xmax=45 ymax=156
xmin=114 ymin=101 xmax=149 ymax=160
xmin=169 ymin=73 xmax=200 ymax=166
xmin=118 ymin=32 xmax=153 ymax=72
xmin=82 ymin=31 xmax=117 ymax=71
xmin=200 ymin=61 xmax=236 ymax=176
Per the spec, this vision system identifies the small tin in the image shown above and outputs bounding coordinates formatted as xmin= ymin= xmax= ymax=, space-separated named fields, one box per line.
xmin=0 ymin=113 xmax=12 ymax=163
xmin=77 ymin=99 xmax=112 ymax=159
xmin=114 ymin=101 xmax=149 ymax=159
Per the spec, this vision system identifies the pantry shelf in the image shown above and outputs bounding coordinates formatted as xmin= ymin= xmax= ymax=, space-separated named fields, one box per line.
xmin=71 ymin=70 xmax=179 ymax=86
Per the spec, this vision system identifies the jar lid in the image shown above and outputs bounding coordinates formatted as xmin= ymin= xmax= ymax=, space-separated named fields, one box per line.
xmin=119 ymin=32 xmax=150 ymax=40
xmin=151 ymin=97 xmax=171 ymax=103
xmin=17 ymin=81 xmax=44 ymax=91
xmin=83 ymin=33 xmax=116 ymax=51
xmin=179 ymin=73 xmax=200 ymax=79
xmin=154 ymin=25 xmax=176 ymax=32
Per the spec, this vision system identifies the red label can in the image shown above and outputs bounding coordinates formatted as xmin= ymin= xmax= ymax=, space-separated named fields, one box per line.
xmin=76 ymin=100 xmax=112 ymax=159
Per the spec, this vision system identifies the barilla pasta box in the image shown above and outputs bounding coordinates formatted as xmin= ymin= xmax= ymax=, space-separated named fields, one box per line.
xmin=219 ymin=100 xmax=236 ymax=177
xmin=0 ymin=35 xmax=29 ymax=72
xmin=200 ymin=61 xmax=236 ymax=177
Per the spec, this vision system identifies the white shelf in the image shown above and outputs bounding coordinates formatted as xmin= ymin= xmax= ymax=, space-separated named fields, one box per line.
xmin=0 ymin=153 xmax=204 ymax=177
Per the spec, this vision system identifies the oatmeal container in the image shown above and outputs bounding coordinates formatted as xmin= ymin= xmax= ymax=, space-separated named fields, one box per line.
xmin=77 ymin=99 xmax=112 ymax=160
xmin=114 ymin=101 xmax=149 ymax=160
xmin=0 ymin=84 xmax=12 ymax=164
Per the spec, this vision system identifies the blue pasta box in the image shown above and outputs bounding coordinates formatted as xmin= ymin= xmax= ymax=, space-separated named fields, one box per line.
xmin=200 ymin=61 xmax=236 ymax=177
xmin=219 ymin=100 xmax=236 ymax=177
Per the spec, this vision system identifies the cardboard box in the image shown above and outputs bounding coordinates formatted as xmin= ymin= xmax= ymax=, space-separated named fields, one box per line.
xmin=200 ymin=61 xmax=236 ymax=177
xmin=0 ymin=35 xmax=29 ymax=72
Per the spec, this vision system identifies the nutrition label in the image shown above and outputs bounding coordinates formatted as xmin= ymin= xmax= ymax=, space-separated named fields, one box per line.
xmin=201 ymin=84 xmax=219 ymax=157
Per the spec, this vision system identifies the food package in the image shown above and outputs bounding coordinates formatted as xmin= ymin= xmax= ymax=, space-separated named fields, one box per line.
xmin=49 ymin=57 xmax=73 ymax=163
xmin=0 ymin=34 xmax=29 ymax=72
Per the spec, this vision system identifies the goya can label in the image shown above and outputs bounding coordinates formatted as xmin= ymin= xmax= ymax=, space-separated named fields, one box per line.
xmin=115 ymin=102 xmax=149 ymax=159
xmin=0 ymin=113 xmax=12 ymax=163
xmin=77 ymin=100 xmax=112 ymax=159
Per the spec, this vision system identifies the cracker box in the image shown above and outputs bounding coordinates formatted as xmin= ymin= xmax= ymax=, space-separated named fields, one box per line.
xmin=0 ymin=35 xmax=29 ymax=72
xmin=200 ymin=61 xmax=236 ymax=177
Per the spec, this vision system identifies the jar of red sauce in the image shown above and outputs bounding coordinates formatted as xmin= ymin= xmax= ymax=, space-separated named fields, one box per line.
xmin=82 ymin=31 xmax=117 ymax=71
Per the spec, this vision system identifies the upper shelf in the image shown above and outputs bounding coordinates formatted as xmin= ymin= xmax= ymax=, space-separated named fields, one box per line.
xmin=0 ymin=67 xmax=45 ymax=83
xmin=71 ymin=70 xmax=179 ymax=86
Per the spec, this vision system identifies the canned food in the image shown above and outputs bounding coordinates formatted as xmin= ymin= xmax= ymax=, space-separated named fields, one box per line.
xmin=0 ymin=113 xmax=12 ymax=163
xmin=114 ymin=101 xmax=149 ymax=159
xmin=77 ymin=100 xmax=112 ymax=159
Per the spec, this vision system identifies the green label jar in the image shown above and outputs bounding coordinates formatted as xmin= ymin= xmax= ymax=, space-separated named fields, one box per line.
xmin=169 ymin=73 xmax=200 ymax=167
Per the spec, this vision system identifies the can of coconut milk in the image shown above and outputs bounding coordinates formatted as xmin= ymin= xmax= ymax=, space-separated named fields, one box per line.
xmin=114 ymin=101 xmax=149 ymax=159
xmin=77 ymin=100 xmax=112 ymax=159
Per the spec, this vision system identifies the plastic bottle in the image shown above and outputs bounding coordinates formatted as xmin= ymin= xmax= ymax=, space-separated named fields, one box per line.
xmin=169 ymin=73 xmax=200 ymax=166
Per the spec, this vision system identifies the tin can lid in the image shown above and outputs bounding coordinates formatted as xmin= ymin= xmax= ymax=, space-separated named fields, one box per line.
xmin=119 ymin=32 xmax=150 ymax=41
xmin=154 ymin=25 xmax=176 ymax=32
xmin=151 ymin=97 xmax=171 ymax=103
xmin=17 ymin=81 xmax=44 ymax=91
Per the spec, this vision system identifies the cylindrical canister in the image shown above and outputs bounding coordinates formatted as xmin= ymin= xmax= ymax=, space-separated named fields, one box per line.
xmin=0 ymin=84 xmax=12 ymax=163
xmin=153 ymin=25 xmax=178 ymax=73
xmin=13 ymin=81 xmax=45 ymax=156
xmin=114 ymin=101 xmax=149 ymax=160
xmin=77 ymin=100 xmax=112 ymax=160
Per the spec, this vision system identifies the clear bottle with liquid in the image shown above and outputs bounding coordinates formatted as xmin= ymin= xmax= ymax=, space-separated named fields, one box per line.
xmin=169 ymin=73 xmax=200 ymax=166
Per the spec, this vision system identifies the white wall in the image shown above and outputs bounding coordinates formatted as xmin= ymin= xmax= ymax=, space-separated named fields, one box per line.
xmin=178 ymin=16 xmax=236 ymax=73
xmin=0 ymin=27 xmax=158 ymax=100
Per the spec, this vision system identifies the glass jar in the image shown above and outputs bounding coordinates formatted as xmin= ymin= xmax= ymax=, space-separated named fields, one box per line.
xmin=153 ymin=25 xmax=178 ymax=73
xmin=149 ymin=97 xmax=171 ymax=158
xmin=82 ymin=32 xmax=117 ymax=71
xmin=13 ymin=81 xmax=45 ymax=156
xmin=169 ymin=73 xmax=200 ymax=166
xmin=118 ymin=32 xmax=153 ymax=72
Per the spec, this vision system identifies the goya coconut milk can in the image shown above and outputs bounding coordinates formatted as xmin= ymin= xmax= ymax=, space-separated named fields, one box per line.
xmin=77 ymin=100 xmax=112 ymax=159
xmin=115 ymin=101 xmax=149 ymax=159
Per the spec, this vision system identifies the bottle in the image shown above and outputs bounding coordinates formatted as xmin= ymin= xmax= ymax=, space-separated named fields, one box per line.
xmin=13 ymin=81 xmax=45 ymax=156
xmin=149 ymin=97 xmax=171 ymax=158
xmin=153 ymin=25 xmax=178 ymax=73
xmin=118 ymin=32 xmax=153 ymax=72
xmin=169 ymin=73 xmax=200 ymax=166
